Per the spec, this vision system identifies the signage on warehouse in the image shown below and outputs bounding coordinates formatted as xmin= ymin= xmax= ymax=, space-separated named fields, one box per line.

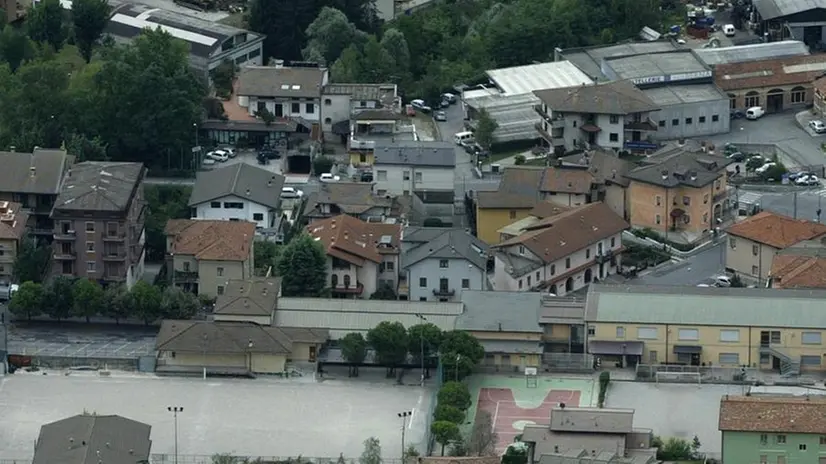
xmin=631 ymin=70 xmax=712 ymax=85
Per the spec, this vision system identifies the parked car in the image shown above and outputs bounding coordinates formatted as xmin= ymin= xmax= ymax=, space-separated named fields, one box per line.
xmin=714 ymin=275 xmax=732 ymax=287
xmin=746 ymin=106 xmax=765 ymax=120
xmin=202 ymin=157 xmax=216 ymax=166
xmin=441 ymin=93 xmax=457 ymax=104
xmin=280 ymin=187 xmax=303 ymax=199
xmin=434 ymin=111 xmax=447 ymax=121
xmin=319 ymin=173 xmax=341 ymax=183
xmin=410 ymin=99 xmax=432 ymax=113
xmin=219 ymin=147 xmax=237 ymax=158
xmin=206 ymin=150 xmax=229 ymax=162
xmin=730 ymin=110 xmax=745 ymax=120
xmin=756 ymin=162 xmax=776 ymax=174
xmin=727 ymin=151 xmax=745 ymax=162
xmin=259 ymin=149 xmax=279 ymax=160
xmin=723 ymin=24 xmax=736 ymax=36
xmin=810 ymin=120 xmax=826 ymax=133
xmin=789 ymin=171 xmax=812 ymax=181
xmin=795 ymin=174 xmax=820 ymax=186
xmin=360 ymin=171 xmax=374 ymax=182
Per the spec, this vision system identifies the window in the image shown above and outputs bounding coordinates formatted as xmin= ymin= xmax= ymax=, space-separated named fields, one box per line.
xmin=699 ymin=116 xmax=706 ymax=123
xmin=649 ymin=350 xmax=657 ymax=363
xmin=518 ymin=245 xmax=525 ymax=255
xmin=85 ymin=222 xmax=95 ymax=233
xmin=377 ymin=170 xmax=387 ymax=181
xmin=655 ymin=195 xmax=662 ymax=206
xmin=616 ymin=326 xmax=625 ymax=338
xmin=536 ymin=271 xmax=540 ymax=280
xmin=86 ymin=261 xmax=96 ymax=272
xmin=745 ymin=92 xmax=760 ymax=108
xmin=678 ymin=328 xmax=699 ymax=340
xmin=86 ymin=241 xmax=95 ymax=252
xmin=527 ymin=276 xmax=531 ymax=286
xmin=719 ymin=329 xmax=740 ymax=342
xmin=658 ymin=120 xmax=665 ymax=127
xmin=306 ymin=103 xmax=315 ymax=114
xmin=360 ymin=101 xmax=367 ymax=107
xmin=611 ymin=237 xmax=616 ymax=247
xmin=729 ymin=237 xmax=737 ymax=249
xmin=420 ymin=297 xmax=427 ymax=301
xmin=802 ymin=331 xmax=823 ymax=345
xmin=777 ymin=435 xmax=787 ymax=444
xmin=565 ymin=257 xmax=571 ymax=269
xmin=683 ymin=196 xmax=690 ymax=206
xmin=210 ymin=201 xmax=221 ymax=208
xmin=586 ymin=249 xmax=591 ymax=259
xmin=637 ymin=327 xmax=658 ymax=339
xmin=820 ymin=436 xmax=826 ymax=445
xmin=609 ymin=133 xmax=619 ymax=142
xmin=791 ymin=86 xmax=806 ymax=104
xmin=655 ymin=214 xmax=661 ymax=225
xmin=419 ymin=277 xmax=427 ymax=287
xmin=183 ymin=262 xmax=190 ymax=272
xmin=291 ymin=103 xmax=300 ymax=113
xmin=752 ymin=265 xmax=759 ymax=275
xmin=799 ymin=444 xmax=807 ymax=451
xmin=801 ymin=355 xmax=821 ymax=366
xmin=324 ymin=98 xmax=331 ymax=105
xmin=415 ymin=172 xmax=422 ymax=182
xmin=719 ymin=353 xmax=740 ymax=364
xmin=253 ymin=213 xmax=264 ymax=221
xmin=403 ymin=190 xmax=410 ymax=196
xmin=518 ymin=279 xmax=523 ymax=289
xmin=331 ymin=275 xmax=338 ymax=287
xmin=384 ymin=261 xmax=394 ymax=271
xmin=403 ymin=171 xmax=410 ymax=180
xmin=587 ymin=326 xmax=595 ymax=336
xmin=217 ymin=285 xmax=224 ymax=295
xmin=550 ymin=264 xmax=556 ymax=275
xmin=760 ymin=435 xmax=768 ymax=445
xmin=248 ymin=48 xmax=261 ymax=59
xmin=462 ymin=279 xmax=470 ymax=289
xmin=234 ymin=55 xmax=246 ymax=65
xmin=509 ymin=210 xmax=517 ymax=219
xmin=609 ymin=115 xmax=619 ymax=124
xmin=439 ymin=260 xmax=449 ymax=268
xmin=672 ymin=119 xmax=679 ymax=126
xmin=703 ymin=194 xmax=709 ymax=204
xmin=712 ymin=114 xmax=719 ymax=122
xmin=703 ymin=212 xmax=709 ymax=223
xmin=217 ymin=267 xmax=224 ymax=277
xmin=223 ymin=202 xmax=243 ymax=209
xmin=752 ymin=244 xmax=759 ymax=256
xmin=685 ymin=117 xmax=693 ymax=124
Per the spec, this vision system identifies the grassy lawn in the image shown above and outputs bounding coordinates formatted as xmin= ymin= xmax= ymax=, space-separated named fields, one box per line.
xmin=482 ymin=149 xmax=526 ymax=165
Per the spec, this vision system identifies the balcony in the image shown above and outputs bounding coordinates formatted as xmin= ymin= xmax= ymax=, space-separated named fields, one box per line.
xmin=533 ymin=104 xmax=551 ymax=121
xmin=432 ymin=288 xmax=455 ymax=297
xmin=103 ymin=274 xmax=126 ymax=282
xmin=331 ymin=282 xmax=364 ymax=295
xmin=713 ymin=190 xmax=728 ymax=203
xmin=534 ymin=122 xmax=564 ymax=146
xmin=53 ymin=250 xmax=76 ymax=260
xmin=54 ymin=230 xmax=76 ymax=240
xmin=103 ymin=233 xmax=126 ymax=242
xmin=173 ymin=270 xmax=199 ymax=282
xmin=103 ymin=252 xmax=127 ymax=261
xmin=348 ymin=138 xmax=375 ymax=151
xmin=32 ymin=228 xmax=55 ymax=236
xmin=624 ymin=118 xmax=658 ymax=132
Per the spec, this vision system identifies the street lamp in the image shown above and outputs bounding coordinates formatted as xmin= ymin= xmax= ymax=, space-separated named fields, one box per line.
xmin=247 ymin=339 xmax=254 ymax=375
xmin=201 ymin=333 xmax=208 ymax=380
xmin=455 ymin=354 xmax=461 ymax=381
xmin=415 ymin=314 xmax=427 ymax=385
xmin=398 ymin=411 xmax=412 ymax=462
xmin=167 ymin=406 xmax=183 ymax=464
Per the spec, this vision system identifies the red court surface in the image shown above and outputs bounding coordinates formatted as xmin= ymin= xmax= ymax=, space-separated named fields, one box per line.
xmin=476 ymin=387 xmax=581 ymax=453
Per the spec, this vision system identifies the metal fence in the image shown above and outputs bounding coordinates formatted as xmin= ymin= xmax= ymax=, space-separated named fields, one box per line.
xmin=150 ymin=455 xmax=407 ymax=464
xmin=541 ymin=353 xmax=594 ymax=373
xmin=426 ymin=361 xmax=443 ymax=455
xmin=635 ymin=364 xmax=758 ymax=383
xmin=7 ymin=341 xmax=154 ymax=358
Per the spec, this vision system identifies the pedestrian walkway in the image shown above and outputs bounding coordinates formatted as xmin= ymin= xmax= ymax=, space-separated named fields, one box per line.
xmin=799 ymin=187 xmax=826 ymax=197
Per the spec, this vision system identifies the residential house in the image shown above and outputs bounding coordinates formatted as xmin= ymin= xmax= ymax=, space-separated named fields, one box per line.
xmin=165 ymin=219 xmax=256 ymax=297
xmin=458 ymin=291 xmax=543 ymax=370
xmin=188 ymin=163 xmax=285 ymax=230
xmin=522 ymin=406 xmax=655 ymax=464
xmin=400 ymin=227 xmax=489 ymax=302
xmin=770 ymin=242 xmax=826 ymax=289
xmin=0 ymin=148 xmax=72 ymax=239
xmin=212 ymin=277 xmax=281 ymax=326
xmin=497 ymin=203 xmax=575 ymax=243
xmin=33 ymin=414 xmax=151 ymax=464
xmin=51 ymin=162 xmax=146 ymax=287
xmin=540 ymin=296 xmax=587 ymax=356
xmin=347 ymin=110 xmax=412 ymax=167
xmin=372 ymin=141 xmax=456 ymax=197
xmin=719 ymin=395 xmax=826 ymax=464
xmin=558 ymin=149 xmax=633 ymax=220
xmin=492 ymin=203 xmax=629 ymax=296
xmin=321 ymin=83 xmax=400 ymax=140
xmin=585 ymin=284 xmax=826 ymax=375
xmin=303 ymin=182 xmax=397 ymax=223
xmin=727 ymin=211 xmax=826 ymax=284
xmin=236 ymin=65 xmax=328 ymax=123
xmin=533 ymin=80 xmax=660 ymax=152
xmin=625 ymin=146 xmax=733 ymax=241
xmin=0 ymin=201 xmax=28 ymax=279
xmin=307 ymin=214 xmax=401 ymax=298
xmin=155 ymin=319 xmax=328 ymax=375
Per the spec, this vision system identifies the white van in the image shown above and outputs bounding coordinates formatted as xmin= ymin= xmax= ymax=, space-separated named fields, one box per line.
xmin=746 ymin=106 xmax=765 ymax=120
xmin=454 ymin=131 xmax=474 ymax=145
xmin=723 ymin=24 xmax=736 ymax=36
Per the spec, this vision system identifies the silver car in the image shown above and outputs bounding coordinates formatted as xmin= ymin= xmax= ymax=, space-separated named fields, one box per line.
xmin=810 ymin=120 xmax=826 ymax=133
xmin=434 ymin=111 xmax=447 ymax=121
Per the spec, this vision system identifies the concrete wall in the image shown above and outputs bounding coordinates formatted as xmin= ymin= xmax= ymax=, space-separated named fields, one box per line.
xmin=0 ymin=238 xmax=18 ymax=278
xmin=604 ymin=184 xmax=629 ymax=221
xmin=373 ymin=165 xmax=455 ymax=196
xmin=541 ymin=192 xmax=587 ymax=208
xmin=200 ymin=259 xmax=252 ymax=298
xmin=321 ymin=94 xmax=351 ymax=134
xmin=727 ymin=84 xmax=813 ymax=113
xmin=722 ymin=431 xmax=821 ymax=464
xmin=652 ymin=99 xmax=730 ymax=140
xmin=31 ymin=356 xmax=139 ymax=370
xmin=725 ymin=235 xmax=778 ymax=282
xmin=193 ymin=194 xmax=276 ymax=229
xmin=208 ymin=36 xmax=264 ymax=71
xmin=406 ymin=257 xmax=485 ymax=301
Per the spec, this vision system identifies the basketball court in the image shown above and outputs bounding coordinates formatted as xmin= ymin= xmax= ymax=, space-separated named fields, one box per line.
xmin=466 ymin=369 xmax=594 ymax=454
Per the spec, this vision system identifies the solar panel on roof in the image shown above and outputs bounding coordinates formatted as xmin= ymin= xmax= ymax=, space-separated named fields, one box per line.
xmin=380 ymin=235 xmax=392 ymax=244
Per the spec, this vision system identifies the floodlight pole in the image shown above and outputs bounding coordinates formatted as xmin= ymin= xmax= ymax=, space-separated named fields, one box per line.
xmin=415 ymin=314 xmax=427 ymax=385
xmin=167 ymin=406 xmax=183 ymax=464
xmin=398 ymin=411 xmax=412 ymax=462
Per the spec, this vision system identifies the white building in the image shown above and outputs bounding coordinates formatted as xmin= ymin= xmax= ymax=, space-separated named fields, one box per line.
xmin=492 ymin=202 xmax=628 ymax=296
xmin=321 ymin=83 xmax=400 ymax=138
xmin=372 ymin=141 xmax=456 ymax=197
xmin=188 ymin=163 xmax=285 ymax=230
xmin=236 ymin=65 xmax=328 ymax=122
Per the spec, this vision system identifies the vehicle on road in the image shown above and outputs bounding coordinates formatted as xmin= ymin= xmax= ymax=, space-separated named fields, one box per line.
xmin=202 ymin=157 xmax=216 ymax=166
xmin=434 ymin=111 xmax=447 ymax=121
xmin=439 ymin=100 xmax=450 ymax=109
xmin=411 ymin=99 xmax=432 ymax=113
xmin=714 ymin=275 xmax=732 ymax=287
xmin=730 ymin=110 xmax=745 ymax=119
xmin=697 ymin=283 xmax=711 ymax=287
xmin=441 ymin=93 xmax=457 ymax=104
xmin=746 ymin=106 xmax=765 ymax=120
xmin=206 ymin=150 xmax=229 ymax=162
xmin=795 ymin=174 xmax=820 ymax=186
xmin=280 ymin=187 xmax=303 ymax=199
xmin=319 ymin=173 xmax=340 ymax=183
xmin=723 ymin=24 xmax=736 ymax=36
xmin=455 ymin=131 xmax=474 ymax=145
xmin=810 ymin=120 xmax=826 ymax=133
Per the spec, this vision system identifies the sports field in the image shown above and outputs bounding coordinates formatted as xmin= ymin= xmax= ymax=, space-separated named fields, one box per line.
xmin=465 ymin=375 xmax=595 ymax=454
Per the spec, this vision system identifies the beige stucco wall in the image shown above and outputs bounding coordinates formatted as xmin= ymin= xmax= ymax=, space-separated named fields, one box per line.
xmin=628 ymin=174 xmax=727 ymax=235
xmin=604 ymin=184 xmax=628 ymax=220
xmin=199 ymin=259 xmax=250 ymax=297
xmin=541 ymin=192 xmax=587 ymax=208
xmin=725 ymin=235 xmax=778 ymax=282
xmin=162 ymin=351 xmax=245 ymax=368
xmin=0 ymin=237 xmax=17 ymax=277
xmin=250 ymin=353 xmax=287 ymax=373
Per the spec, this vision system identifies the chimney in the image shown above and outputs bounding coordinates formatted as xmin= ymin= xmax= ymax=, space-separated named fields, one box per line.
xmin=661 ymin=170 xmax=668 ymax=180
xmin=245 ymin=188 xmax=251 ymax=196
xmin=263 ymin=287 xmax=268 ymax=295
xmin=29 ymin=166 xmax=36 ymax=177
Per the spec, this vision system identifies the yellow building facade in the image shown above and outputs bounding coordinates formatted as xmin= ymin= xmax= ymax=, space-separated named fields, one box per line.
xmin=476 ymin=206 xmax=534 ymax=245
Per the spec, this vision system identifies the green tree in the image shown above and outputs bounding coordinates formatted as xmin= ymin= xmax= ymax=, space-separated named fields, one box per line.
xmin=369 ymin=283 xmax=396 ymax=300
xmin=65 ymin=133 xmax=107 ymax=162
xmin=160 ymin=286 xmax=200 ymax=319
xmin=247 ymin=0 xmax=320 ymax=62
xmin=359 ymin=35 xmax=394 ymax=83
xmin=27 ymin=0 xmax=66 ymax=51
xmin=253 ymin=240 xmax=281 ymax=274
xmin=276 ymin=232 xmax=328 ymax=297
xmin=43 ymin=275 xmax=75 ymax=321
xmin=8 ymin=281 xmax=43 ymax=321
xmin=654 ymin=436 xmax=693 ymax=461
xmin=71 ymin=278 xmax=103 ymax=322
xmin=474 ymin=108 xmax=498 ymax=150
xmin=380 ymin=28 xmax=411 ymax=76
xmin=13 ymin=236 xmax=51 ymax=283
xmin=102 ymin=283 xmax=130 ymax=323
xmin=513 ymin=154 xmax=526 ymax=165
xmin=434 ymin=404 xmax=464 ymax=424
xmin=313 ymin=156 xmax=335 ymax=176
xmin=210 ymin=60 xmax=235 ymax=99
xmin=302 ymin=7 xmax=365 ymax=65
xmin=407 ymin=322 xmax=442 ymax=364
xmin=255 ymin=107 xmax=276 ymax=126
xmin=0 ymin=25 xmax=33 ymax=72
xmin=502 ymin=442 xmax=528 ymax=464
xmin=746 ymin=156 xmax=764 ymax=172
xmin=129 ymin=280 xmax=162 ymax=325
xmin=360 ymin=437 xmax=382 ymax=464
xmin=366 ymin=320 xmax=408 ymax=374
xmin=431 ymin=420 xmax=460 ymax=456
xmin=340 ymin=332 xmax=368 ymax=377
xmin=437 ymin=381 xmax=472 ymax=411
xmin=144 ymin=185 xmax=191 ymax=260
xmin=691 ymin=434 xmax=702 ymax=458
xmin=71 ymin=0 xmax=110 ymax=62
xmin=440 ymin=330 xmax=485 ymax=381
xmin=467 ymin=410 xmax=498 ymax=456
xmin=331 ymin=44 xmax=363 ymax=82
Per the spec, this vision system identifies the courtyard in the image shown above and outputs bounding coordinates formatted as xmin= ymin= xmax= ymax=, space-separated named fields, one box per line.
xmin=0 ymin=372 xmax=432 ymax=461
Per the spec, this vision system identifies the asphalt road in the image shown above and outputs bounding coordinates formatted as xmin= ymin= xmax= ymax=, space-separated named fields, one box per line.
xmin=632 ymin=240 xmax=727 ymax=287
xmin=436 ymin=103 xmax=501 ymax=198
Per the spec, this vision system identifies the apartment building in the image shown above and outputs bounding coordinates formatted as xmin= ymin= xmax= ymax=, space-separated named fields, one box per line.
xmin=625 ymin=146 xmax=732 ymax=240
xmin=585 ymin=284 xmax=826 ymax=376
xmin=165 ymin=219 xmax=255 ymax=297
xmin=51 ymin=162 xmax=146 ymax=287
xmin=372 ymin=141 xmax=455 ymax=197
xmin=0 ymin=201 xmax=28 ymax=279
xmin=719 ymin=395 xmax=826 ymax=464
xmin=321 ymin=83 xmax=399 ymax=141
xmin=345 ymin=110 xmax=411 ymax=167
xmin=727 ymin=211 xmax=826 ymax=284
xmin=303 ymin=182 xmax=397 ymax=223
xmin=533 ymin=80 xmax=660 ymax=152
xmin=236 ymin=65 xmax=328 ymax=123
xmin=492 ymin=203 xmax=628 ymax=296
xmin=307 ymin=214 xmax=401 ymax=298
xmin=0 ymin=148 xmax=72 ymax=240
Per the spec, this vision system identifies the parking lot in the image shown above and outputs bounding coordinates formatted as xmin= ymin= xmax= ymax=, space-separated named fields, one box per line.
xmin=6 ymin=324 xmax=156 ymax=358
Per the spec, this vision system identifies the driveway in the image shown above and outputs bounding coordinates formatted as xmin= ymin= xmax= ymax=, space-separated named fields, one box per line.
xmin=627 ymin=240 xmax=727 ymax=287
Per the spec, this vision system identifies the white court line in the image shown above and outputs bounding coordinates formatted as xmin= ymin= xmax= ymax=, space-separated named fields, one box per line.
xmin=33 ymin=343 xmax=52 ymax=355
xmin=493 ymin=400 xmax=500 ymax=430
xmin=112 ymin=343 xmax=127 ymax=354
xmin=409 ymin=408 xmax=416 ymax=430
xmin=52 ymin=345 xmax=68 ymax=355
xmin=69 ymin=343 xmax=92 ymax=357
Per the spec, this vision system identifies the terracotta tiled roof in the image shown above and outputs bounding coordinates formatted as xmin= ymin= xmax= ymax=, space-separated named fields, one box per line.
xmin=727 ymin=212 xmax=826 ymax=249
xmin=719 ymin=395 xmax=826 ymax=434
xmin=528 ymin=202 xmax=574 ymax=219
xmin=815 ymin=76 xmax=826 ymax=95
xmin=540 ymin=168 xmax=595 ymax=194
xmin=476 ymin=191 xmax=537 ymax=209
xmin=0 ymin=201 xmax=27 ymax=240
xmin=714 ymin=55 xmax=826 ymax=91
xmin=307 ymin=214 xmax=400 ymax=265
xmin=492 ymin=202 xmax=629 ymax=264
xmin=770 ymin=250 xmax=826 ymax=289
xmin=165 ymin=219 xmax=255 ymax=261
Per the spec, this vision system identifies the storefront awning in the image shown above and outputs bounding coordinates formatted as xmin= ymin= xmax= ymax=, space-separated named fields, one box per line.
xmin=588 ymin=340 xmax=644 ymax=356
xmin=673 ymin=345 xmax=702 ymax=354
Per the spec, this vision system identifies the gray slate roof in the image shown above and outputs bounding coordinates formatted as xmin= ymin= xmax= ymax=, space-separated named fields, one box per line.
xmin=156 ymin=320 xmax=329 ymax=353
xmin=402 ymin=227 xmax=489 ymax=270
xmin=754 ymin=0 xmax=826 ymax=20
xmin=533 ymin=80 xmax=659 ymax=115
xmin=53 ymin=162 xmax=144 ymax=213
xmin=238 ymin=66 xmax=326 ymax=99
xmin=625 ymin=147 xmax=732 ymax=188
xmin=458 ymin=291 xmax=543 ymax=333
xmin=694 ymin=40 xmax=809 ymax=65
xmin=213 ymin=277 xmax=280 ymax=316
xmin=304 ymin=182 xmax=391 ymax=216
xmin=373 ymin=141 xmax=456 ymax=167
xmin=585 ymin=284 xmax=826 ymax=328
xmin=189 ymin=163 xmax=284 ymax=210
xmin=479 ymin=339 xmax=543 ymax=354
xmin=33 ymin=414 xmax=151 ymax=464
xmin=0 ymin=149 xmax=71 ymax=195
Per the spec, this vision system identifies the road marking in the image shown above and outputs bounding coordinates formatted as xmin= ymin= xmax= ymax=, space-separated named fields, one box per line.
xmin=493 ymin=400 xmax=501 ymax=431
